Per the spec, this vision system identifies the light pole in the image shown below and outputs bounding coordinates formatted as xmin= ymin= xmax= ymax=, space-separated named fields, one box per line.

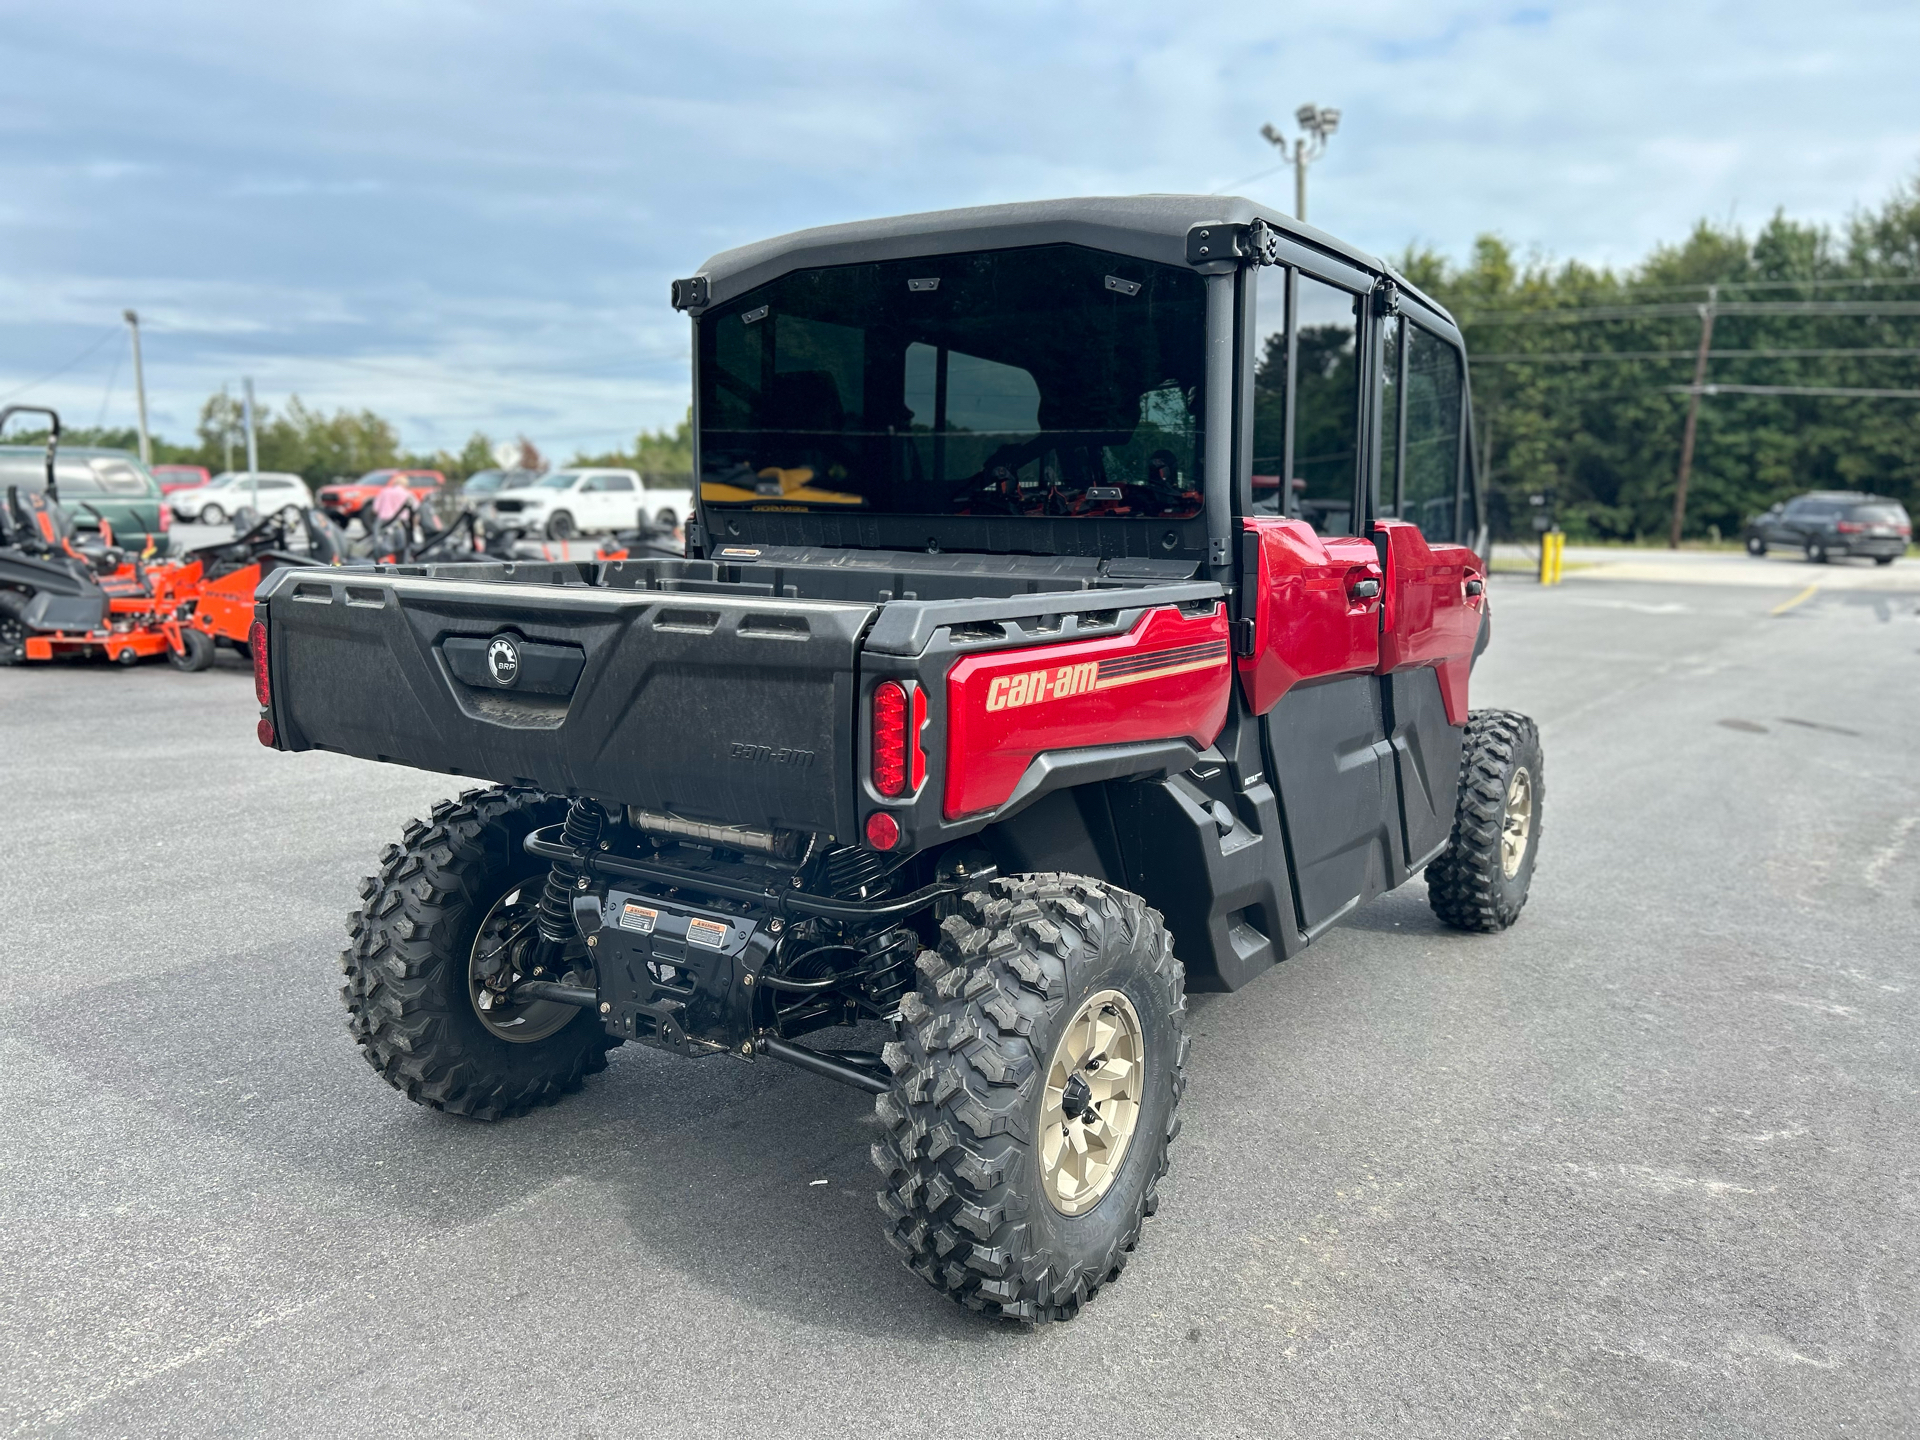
xmin=1260 ymin=104 xmax=1341 ymax=223
xmin=123 ymin=310 xmax=151 ymax=468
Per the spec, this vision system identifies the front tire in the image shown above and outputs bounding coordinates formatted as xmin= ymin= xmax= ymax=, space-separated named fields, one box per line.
xmin=199 ymin=504 xmax=226 ymax=525
xmin=545 ymin=511 xmax=576 ymax=540
xmin=341 ymin=788 xmax=614 ymax=1119
xmin=166 ymin=628 xmax=216 ymax=671
xmin=1745 ymin=535 xmax=1766 ymax=556
xmin=1427 ymin=710 xmax=1543 ymax=933
xmin=873 ymin=875 xmax=1187 ymax=1322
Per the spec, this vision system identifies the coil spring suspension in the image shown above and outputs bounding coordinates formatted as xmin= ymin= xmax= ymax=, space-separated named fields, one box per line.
xmin=537 ymin=798 xmax=605 ymax=943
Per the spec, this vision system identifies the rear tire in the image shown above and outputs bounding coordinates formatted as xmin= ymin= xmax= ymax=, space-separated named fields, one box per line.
xmin=341 ymin=787 xmax=615 ymax=1119
xmin=545 ymin=511 xmax=576 ymax=540
xmin=1807 ymin=540 xmax=1828 ymax=564
xmin=1875 ymin=554 xmax=1896 ymax=566
xmin=166 ymin=628 xmax=216 ymax=672
xmin=873 ymin=874 xmax=1187 ymax=1323
xmin=1427 ymin=710 xmax=1543 ymax=933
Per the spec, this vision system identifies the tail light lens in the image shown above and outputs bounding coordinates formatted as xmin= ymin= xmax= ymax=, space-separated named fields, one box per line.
xmin=1836 ymin=521 xmax=1864 ymax=533
xmin=157 ymin=505 xmax=171 ymax=531
xmin=249 ymin=619 xmax=270 ymax=706
xmin=872 ymin=681 xmax=908 ymax=796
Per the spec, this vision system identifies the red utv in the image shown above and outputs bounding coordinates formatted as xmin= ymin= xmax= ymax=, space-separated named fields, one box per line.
xmin=254 ymin=198 xmax=1539 ymax=1324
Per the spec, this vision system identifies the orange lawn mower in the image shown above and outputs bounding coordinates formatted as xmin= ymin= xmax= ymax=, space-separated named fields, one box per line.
xmin=0 ymin=406 xmax=210 ymax=670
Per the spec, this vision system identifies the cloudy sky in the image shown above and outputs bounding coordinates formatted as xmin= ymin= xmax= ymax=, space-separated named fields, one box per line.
xmin=2 ymin=0 xmax=1915 ymax=460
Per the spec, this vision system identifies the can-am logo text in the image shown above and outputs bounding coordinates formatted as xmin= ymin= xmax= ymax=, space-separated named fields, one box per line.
xmin=986 ymin=662 xmax=1098 ymax=712
xmin=729 ymin=742 xmax=815 ymax=768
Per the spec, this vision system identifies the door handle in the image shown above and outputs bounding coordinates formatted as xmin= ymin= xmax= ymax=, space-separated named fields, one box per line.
xmin=1347 ymin=577 xmax=1381 ymax=602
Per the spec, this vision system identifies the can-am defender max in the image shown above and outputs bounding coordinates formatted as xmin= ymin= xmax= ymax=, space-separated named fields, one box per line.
xmin=255 ymin=197 xmax=1542 ymax=1322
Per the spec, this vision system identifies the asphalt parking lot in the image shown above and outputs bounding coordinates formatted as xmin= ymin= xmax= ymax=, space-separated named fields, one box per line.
xmin=3 ymin=551 xmax=1917 ymax=1438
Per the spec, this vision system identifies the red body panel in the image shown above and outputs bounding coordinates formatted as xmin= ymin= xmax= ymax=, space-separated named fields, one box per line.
xmin=1236 ymin=518 xmax=1383 ymax=715
xmin=943 ymin=602 xmax=1232 ymax=819
xmin=190 ymin=562 xmax=265 ymax=643
xmin=1370 ymin=519 xmax=1486 ymax=725
xmin=318 ymin=471 xmax=443 ymax=512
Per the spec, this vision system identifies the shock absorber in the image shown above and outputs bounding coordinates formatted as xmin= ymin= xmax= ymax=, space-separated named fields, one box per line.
xmin=537 ymin=797 xmax=605 ymax=944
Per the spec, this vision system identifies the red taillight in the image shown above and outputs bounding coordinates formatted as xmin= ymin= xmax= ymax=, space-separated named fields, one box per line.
xmin=249 ymin=619 xmax=269 ymax=706
xmin=910 ymin=684 xmax=927 ymax=791
xmin=872 ymin=680 xmax=908 ymax=797
xmin=1836 ymin=521 xmax=1864 ymax=533
xmin=158 ymin=505 xmax=171 ymax=531
xmin=865 ymin=811 xmax=899 ymax=851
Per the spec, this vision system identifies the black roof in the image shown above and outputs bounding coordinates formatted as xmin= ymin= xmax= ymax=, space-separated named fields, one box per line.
xmin=693 ymin=194 xmax=1454 ymax=328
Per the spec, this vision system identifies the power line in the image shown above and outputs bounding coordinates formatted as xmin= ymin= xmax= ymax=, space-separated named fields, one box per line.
xmin=1464 ymin=299 xmax=1920 ymax=324
xmin=1473 ymin=346 xmax=1920 ymax=363
xmin=1666 ymin=383 xmax=1920 ymax=400
xmin=0 ymin=325 xmax=122 ymax=404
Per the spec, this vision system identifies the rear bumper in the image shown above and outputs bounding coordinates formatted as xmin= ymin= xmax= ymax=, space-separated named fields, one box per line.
xmin=1835 ymin=538 xmax=1908 ymax=558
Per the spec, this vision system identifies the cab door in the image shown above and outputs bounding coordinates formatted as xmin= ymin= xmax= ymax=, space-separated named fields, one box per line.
xmin=1243 ymin=265 xmax=1400 ymax=937
xmin=1371 ymin=312 xmax=1484 ymax=870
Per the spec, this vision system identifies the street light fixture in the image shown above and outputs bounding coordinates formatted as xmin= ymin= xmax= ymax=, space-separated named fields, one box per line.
xmin=1260 ymin=105 xmax=1341 ymax=222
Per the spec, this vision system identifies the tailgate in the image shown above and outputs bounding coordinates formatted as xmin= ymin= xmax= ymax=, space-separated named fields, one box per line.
xmin=260 ymin=568 xmax=875 ymax=838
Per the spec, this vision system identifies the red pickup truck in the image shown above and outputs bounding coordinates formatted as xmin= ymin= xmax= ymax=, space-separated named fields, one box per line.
xmin=316 ymin=468 xmax=444 ymax=520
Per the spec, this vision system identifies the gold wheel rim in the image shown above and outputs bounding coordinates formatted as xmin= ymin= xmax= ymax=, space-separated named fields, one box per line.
xmin=1501 ymin=766 xmax=1534 ymax=879
xmin=1040 ymin=989 xmax=1145 ymax=1217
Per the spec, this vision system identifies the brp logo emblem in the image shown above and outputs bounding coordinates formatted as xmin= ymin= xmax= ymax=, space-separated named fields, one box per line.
xmin=485 ymin=635 xmax=521 ymax=688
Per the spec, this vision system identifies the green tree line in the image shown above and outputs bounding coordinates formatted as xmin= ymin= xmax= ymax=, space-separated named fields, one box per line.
xmin=1401 ymin=172 xmax=1920 ymax=541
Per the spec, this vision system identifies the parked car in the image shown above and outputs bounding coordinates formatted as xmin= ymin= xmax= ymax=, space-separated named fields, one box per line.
xmin=168 ymin=471 xmax=312 ymax=525
xmin=1745 ymin=491 xmax=1912 ymax=565
xmin=456 ymin=468 xmax=540 ymax=504
xmin=152 ymin=463 xmax=212 ymax=495
xmin=316 ymin=468 xmax=445 ymax=521
xmin=486 ymin=468 xmax=646 ymax=538
xmin=0 ymin=444 xmax=170 ymax=554
xmin=641 ymin=484 xmax=694 ymax=530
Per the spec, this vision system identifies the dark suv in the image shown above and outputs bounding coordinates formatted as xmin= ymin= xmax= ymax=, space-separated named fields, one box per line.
xmin=1745 ymin=491 xmax=1912 ymax=565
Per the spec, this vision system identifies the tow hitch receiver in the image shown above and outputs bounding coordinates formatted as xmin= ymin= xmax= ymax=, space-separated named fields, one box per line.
xmin=579 ymin=889 xmax=774 ymax=1054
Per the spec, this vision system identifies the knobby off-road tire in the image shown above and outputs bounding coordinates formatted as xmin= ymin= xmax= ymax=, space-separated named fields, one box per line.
xmin=873 ymin=874 xmax=1188 ymax=1323
xmin=342 ymin=787 xmax=614 ymax=1119
xmin=1426 ymin=710 xmax=1543 ymax=933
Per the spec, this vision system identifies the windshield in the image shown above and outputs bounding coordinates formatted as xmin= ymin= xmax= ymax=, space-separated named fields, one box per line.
xmin=536 ymin=472 xmax=582 ymax=490
xmin=698 ymin=244 xmax=1207 ymax=519
xmin=355 ymin=469 xmax=398 ymax=485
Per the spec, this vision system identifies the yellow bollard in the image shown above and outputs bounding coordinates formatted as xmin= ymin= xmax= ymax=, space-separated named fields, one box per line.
xmin=1537 ymin=531 xmax=1566 ymax=586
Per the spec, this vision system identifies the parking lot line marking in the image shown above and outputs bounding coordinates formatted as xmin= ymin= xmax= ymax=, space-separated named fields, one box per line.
xmin=1771 ymin=584 xmax=1819 ymax=616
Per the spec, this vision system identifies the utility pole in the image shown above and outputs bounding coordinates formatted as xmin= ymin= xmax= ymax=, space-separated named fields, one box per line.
xmin=1260 ymin=104 xmax=1341 ymax=222
xmin=242 ymin=377 xmax=259 ymax=474
xmin=1668 ymin=284 xmax=1718 ymax=548
xmin=123 ymin=310 xmax=151 ymax=467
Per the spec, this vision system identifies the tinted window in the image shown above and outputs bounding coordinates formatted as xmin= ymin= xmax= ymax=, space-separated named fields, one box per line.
xmin=1852 ymin=503 xmax=1907 ymax=524
xmin=699 ymin=244 xmax=1207 ymax=519
xmin=1401 ymin=326 xmax=1463 ymax=542
xmin=587 ymin=474 xmax=636 ymax=492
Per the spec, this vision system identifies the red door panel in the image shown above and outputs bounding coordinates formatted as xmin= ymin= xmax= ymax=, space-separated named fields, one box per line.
xmin=1369 ymin=519 xmax=1486 ymax=725
xmin=1237 ymin=518 xmax=1383 ymax=716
